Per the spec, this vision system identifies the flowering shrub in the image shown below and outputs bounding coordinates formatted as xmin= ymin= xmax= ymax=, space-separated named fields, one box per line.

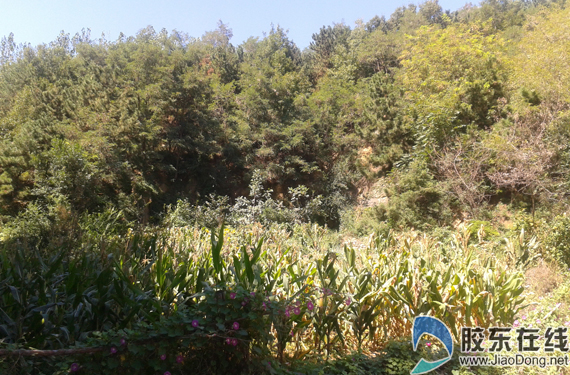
xmin=43 ymin=286 xmax=276 ymax=375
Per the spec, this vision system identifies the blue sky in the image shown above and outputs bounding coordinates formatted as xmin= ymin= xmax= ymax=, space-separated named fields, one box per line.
xmin=1 ymin=0 xmax=476 ymax=50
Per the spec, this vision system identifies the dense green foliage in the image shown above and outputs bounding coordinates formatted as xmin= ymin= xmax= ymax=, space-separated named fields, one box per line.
xmin=2 ymin=0 xmax=570 ymax=373
xmin=1 ymin=1 xmax=569 ymax=235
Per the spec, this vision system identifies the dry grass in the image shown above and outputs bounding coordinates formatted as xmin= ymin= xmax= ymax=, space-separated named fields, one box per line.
xmin=524 ymin=260 xmax=563 ymax=296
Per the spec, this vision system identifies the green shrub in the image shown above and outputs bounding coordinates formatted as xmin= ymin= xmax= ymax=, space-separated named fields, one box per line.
xmin=164 ymin=171 xmax=326 ymax=229
xmin=340 ymin=206 xmax=390 ymax=238
xmin=164 ymin=195 xmax=230 ymax=229
xmin=544 ymin=214 xmax=570 ymax=268
xmin=1 ymin=286 xmax=277 ymax=375
xmin=383 ymin=160 xmax=454 ymax=229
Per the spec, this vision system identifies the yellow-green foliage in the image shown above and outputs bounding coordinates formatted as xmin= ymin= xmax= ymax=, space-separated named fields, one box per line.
xmin=162 ymin=223 xmax=525 ymax=346
xmin=511 ymin=5 xmax=570 ymax=109
xmin=399 ymin=22 xmax=506 ymax=133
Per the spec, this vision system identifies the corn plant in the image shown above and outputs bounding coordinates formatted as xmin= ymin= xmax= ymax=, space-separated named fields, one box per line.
xmin=344 ymin=246 xmax=382 ymax=350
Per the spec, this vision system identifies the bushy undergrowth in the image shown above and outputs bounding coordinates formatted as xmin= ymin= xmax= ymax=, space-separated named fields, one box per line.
xmin=163 ymin=170 xmax=329 ymax=229
xmin=543 ymin=214 xmax=570 ymax=269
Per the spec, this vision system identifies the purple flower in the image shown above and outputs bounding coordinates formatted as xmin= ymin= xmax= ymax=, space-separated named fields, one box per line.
xmin=160 ymin=354 xmax=167 ymax=361
xmin=231 ymin=338 xmax=238 ymax=346
xmin=285 ymin=310 xmax=290 ymax=318
xmin=232 ymin=322 xmax=240 ymax=330
xmin=536 ymin=319 xmax=541 ymax=324
xmin=164 ymin=372 xmax=171 ymax=375
xmin=230 ymin=292 xmax=236 ymax=299
xmin=176 ymin=355 xmax=184 ymax=363
xmin=241 ymin=300 xmax=247 ymax=306
xmin=345 ymin=298 xmax=351 ymax=306
xmin=70 ymin=363 xmax=80 ymax=372
xmin=295 ymin=300 xmax=301 ymax=307
xmin=514 ymin=320 xmax=520 ymax=327
xmin=120 ymin=338 xmax=127 ymax=346
xmin=426 ymin=342 xmax=432 ymax=347
xmin=293 ymin=307 xmax=301 ymax=315
xmin=262 ymin=302 xmax=267 ymax=310
xmin=226 ymin=338 xmax=232 ymax=345
xmin=307 ymin=301 xmax=314 ymax=311
xmin=250 ymin=292 xmax=255 ymax=297
xmin=192 ymin=319 xmax=199 ymax=328
xmin=565 ymin=321 xmax=570 ymax=327
xmin=110 ymin=347 xmax=117 ymax=354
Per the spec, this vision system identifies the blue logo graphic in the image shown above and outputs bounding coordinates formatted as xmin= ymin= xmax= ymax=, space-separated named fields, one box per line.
xmin=411 ymin=316 xmax=454 ymax=374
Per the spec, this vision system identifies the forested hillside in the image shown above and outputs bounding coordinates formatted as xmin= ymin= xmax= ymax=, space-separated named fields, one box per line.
xmin=0 ymin=0 xmax=568 ymax=238
xmin=1 ymin=1 xmax=570 ymax=374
